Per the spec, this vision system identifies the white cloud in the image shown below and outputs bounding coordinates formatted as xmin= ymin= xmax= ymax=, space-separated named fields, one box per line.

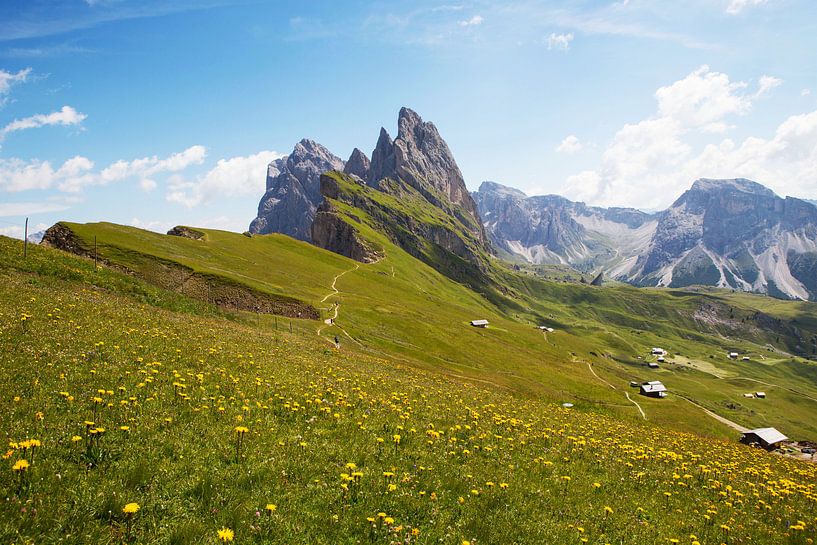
xmin=0 ymin=156 xmax=93 ymax=192
xmin=130 ymin=217 xmax=173 ymax=233
xmin=802 ymin=89 xmax=812 ymax=97
xmin=563 ymin=66 xmax=812 ymax=208
xmin=458 ymin=15 xmax=483 ymax=27
xmin=726 ymin=0 xmax=767 ymax=15
xmin=0 ymin=105 xmax=87 ymax=141
xmin=556 ymin=135 xmax=583 ymax=154
xmin=546 ymin=32 xmax=574 ymax=50
xmin=755 ymin=75 xmax=782 ymax=98
xmin=139 ymin=178 xmax=157 ymax=192
xmin=654 ymin=65 xmax=751 ymax=132
xmin=166 ymin=150 xmax=283 ymax=208
xmin=0 ymin=222 xmax=48 ymax=240
xmin=0 ymin=67 xmax=32 ymax=96
xmin=0 ymin=202 xmax=71 ymax=217
xmin=0 ymin=145 xmax=206 ymax=193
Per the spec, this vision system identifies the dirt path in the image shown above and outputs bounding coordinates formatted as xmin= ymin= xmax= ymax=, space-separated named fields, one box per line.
xmin=585 ymin=361 xmax=647 ymax=421
xmin=730 ymin=376 xmax=817 ymax=404
xmin=676 ymin=394 xmax=749 ymax=433
xmin=586 ymin=362 xmax=617 ymax=390
xmin=624 ymin=392 xmax=647 ymax=420
xmin=320 ymin=264 xmax=359 ymax=303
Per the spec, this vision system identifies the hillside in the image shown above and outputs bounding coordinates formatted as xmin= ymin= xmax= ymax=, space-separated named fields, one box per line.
xmin=2 ymin=235 xmax=816 ymax=545
xmin=39 ymin=221 xmax=817 ymax=443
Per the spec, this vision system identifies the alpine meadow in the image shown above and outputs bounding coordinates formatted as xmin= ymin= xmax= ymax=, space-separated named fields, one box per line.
xmin=2 ymin=1 xmax=817 ymax=544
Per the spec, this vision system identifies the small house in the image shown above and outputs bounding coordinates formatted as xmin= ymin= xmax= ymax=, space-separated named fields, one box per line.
xmin=651 ymin=348 xmax=665 ymax=355
xmin=537 ymin=326 xmax=555 ymax=332
xmin=657 ymin=356 xmax=666 ymax=363
xmin=648 ymin=362 xmax=660 ymax=369
xmin=742 ymin=356 xmax=750 ymax=361
xmin=755 ymin=391 xmax=766 ymax=398
xmin=740 ymin=427 xmax=787 ymax=450
xmin=640 ymin=381 xmax=667 ymax=398
xmin=470 ymin=319 xmax=489 ymax=328
xmin=743 ymin=393 xmax=754 ymax=398
xmin=728 ymin=352 xmax=739 ymax=359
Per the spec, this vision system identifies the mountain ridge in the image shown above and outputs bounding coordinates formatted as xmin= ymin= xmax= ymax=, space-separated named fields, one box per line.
xmin=475 ymin=179 xmax=817 ymax=300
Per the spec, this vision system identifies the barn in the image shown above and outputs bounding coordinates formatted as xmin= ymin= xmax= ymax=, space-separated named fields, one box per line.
xmin=470 ymin=319 xmax=489 ymax=328
xmin=640 ymin=381 xmax=667 ymax=398
xmin=740 ymin=427 xmax=788 ymax=450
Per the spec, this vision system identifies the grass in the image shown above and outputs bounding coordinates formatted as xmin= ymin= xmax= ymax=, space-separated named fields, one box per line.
xmin=39 ymin=220 xmax=817 ymax=442
xmin=1 ymin=235 xmax=816 ymax=544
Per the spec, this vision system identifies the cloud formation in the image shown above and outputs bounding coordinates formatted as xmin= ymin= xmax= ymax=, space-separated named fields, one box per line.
xmin=563 ymin=65 xmax=804 ymax=209
xmin=726 ymin=0 xmax=767 ymax=15
xmin=0 ymin=105 xmax=87 ymax=141
xmin=166 ymin=150 xmax=283 ymax=208
xmin=458 ymin=15 xmax=483 ymax=27
xmin=0 ymin=145 xmax=206 ymax=193
xmin=556 ymin=135 xmax=582 ymax=154
xmin=546 ymin=32 xmax=573 ymax=50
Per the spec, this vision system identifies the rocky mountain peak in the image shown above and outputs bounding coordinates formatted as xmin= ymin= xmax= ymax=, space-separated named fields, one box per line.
xmin=368 ymin=128 xmax=396 ymax=185
xmin=477 ymin=181 xmax=528 ymax=200
xmin=248 ymin=139 xmax=344 ymax=240
xmin=688 ymin=178 xmax=776 ymax=198
xmin=343 ymin=148 xmax=371 ymax=181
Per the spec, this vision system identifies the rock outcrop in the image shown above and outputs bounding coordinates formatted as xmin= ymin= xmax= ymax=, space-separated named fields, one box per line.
xmin=248 ymin=139 xmax=344 ymax=240
xmin=343 ymin=148 xmax=371 ymax=181
xmin=366 ymin=108 xmax=487 ymax=245
xmin=167 ymin=226 xmax=205 ymax=240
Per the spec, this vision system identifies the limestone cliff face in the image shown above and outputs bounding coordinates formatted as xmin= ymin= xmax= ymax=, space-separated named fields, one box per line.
xmin=630 ymin=178 xmax=817 ymax=299
xmin=475 ymin=178 xmax=817 ymax=300
xmin=249 ymin=108 xmax=492 ymax=276
xmin=310 ymin=174 xmax=382 ymax=263
xmin=343 ymin=148 xmax=371 ymax=181
xmin=366 ymin=108 xmax=487 ymax=247
xmin=248 ymin=139 xmax=344 ymax=240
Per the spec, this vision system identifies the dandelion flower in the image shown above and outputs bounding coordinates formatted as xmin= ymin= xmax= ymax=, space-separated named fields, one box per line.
xmin=217 ymin=527 xmax=234 ymax=542
xmin=123 ymin=502 xmax=140 ymax=514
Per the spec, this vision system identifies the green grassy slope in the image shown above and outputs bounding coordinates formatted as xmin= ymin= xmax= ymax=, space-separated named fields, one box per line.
xmin=41 ymin=220 xmax=817 ymax=441
xmin=1 ymin=236 xmax=815 ymax=545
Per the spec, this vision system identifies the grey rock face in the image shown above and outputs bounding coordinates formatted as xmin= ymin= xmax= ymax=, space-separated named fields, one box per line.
xmin=248 ymin=139 xmax=344 ymax=240
xmin=474 ymin=181 xmax=654 ymax=269
xmin=343 ymin=148 xmax=371 ymax=180
xmin=631 ymin=178 xmax=817 ymax=299
xmin=367 ymin=108 xmax=487 ymax=245
xmin=476 ymin=178 xmax=817 ymax=300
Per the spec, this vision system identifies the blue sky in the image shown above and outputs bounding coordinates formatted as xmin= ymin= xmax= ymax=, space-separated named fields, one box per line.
xmin=1 ymin=0 xmax=816 ymax=238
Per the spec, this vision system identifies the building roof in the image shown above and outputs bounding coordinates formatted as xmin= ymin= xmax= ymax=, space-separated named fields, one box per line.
xmin=640 ymin=381 xmax=667 ymax=393
xmin=743 ymin=427 xmax=788 ymax=445
xmin=470 ymin=319 xmax=489 ymax=326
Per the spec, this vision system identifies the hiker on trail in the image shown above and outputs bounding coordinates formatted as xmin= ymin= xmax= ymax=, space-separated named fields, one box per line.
xmin=334 ymin=335 xmax=340 ymax=349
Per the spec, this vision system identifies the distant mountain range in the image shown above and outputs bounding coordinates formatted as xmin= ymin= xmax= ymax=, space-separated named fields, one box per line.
xmin=475 ymin=179 xmax=817 ymax=300
xmin=247 ymin=108 xmax=817 ymax=301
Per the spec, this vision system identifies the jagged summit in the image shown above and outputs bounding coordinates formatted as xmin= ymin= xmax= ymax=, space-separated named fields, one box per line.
xmin=249 ymin=107 xmax=490 ymax=281
xmin=248 ymin=139 xmax=344 ymax=240
xmin=343 ymin=148 xmax=370 ymax=181
xmin=368 ymin=128 xmax=396 ymax=185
